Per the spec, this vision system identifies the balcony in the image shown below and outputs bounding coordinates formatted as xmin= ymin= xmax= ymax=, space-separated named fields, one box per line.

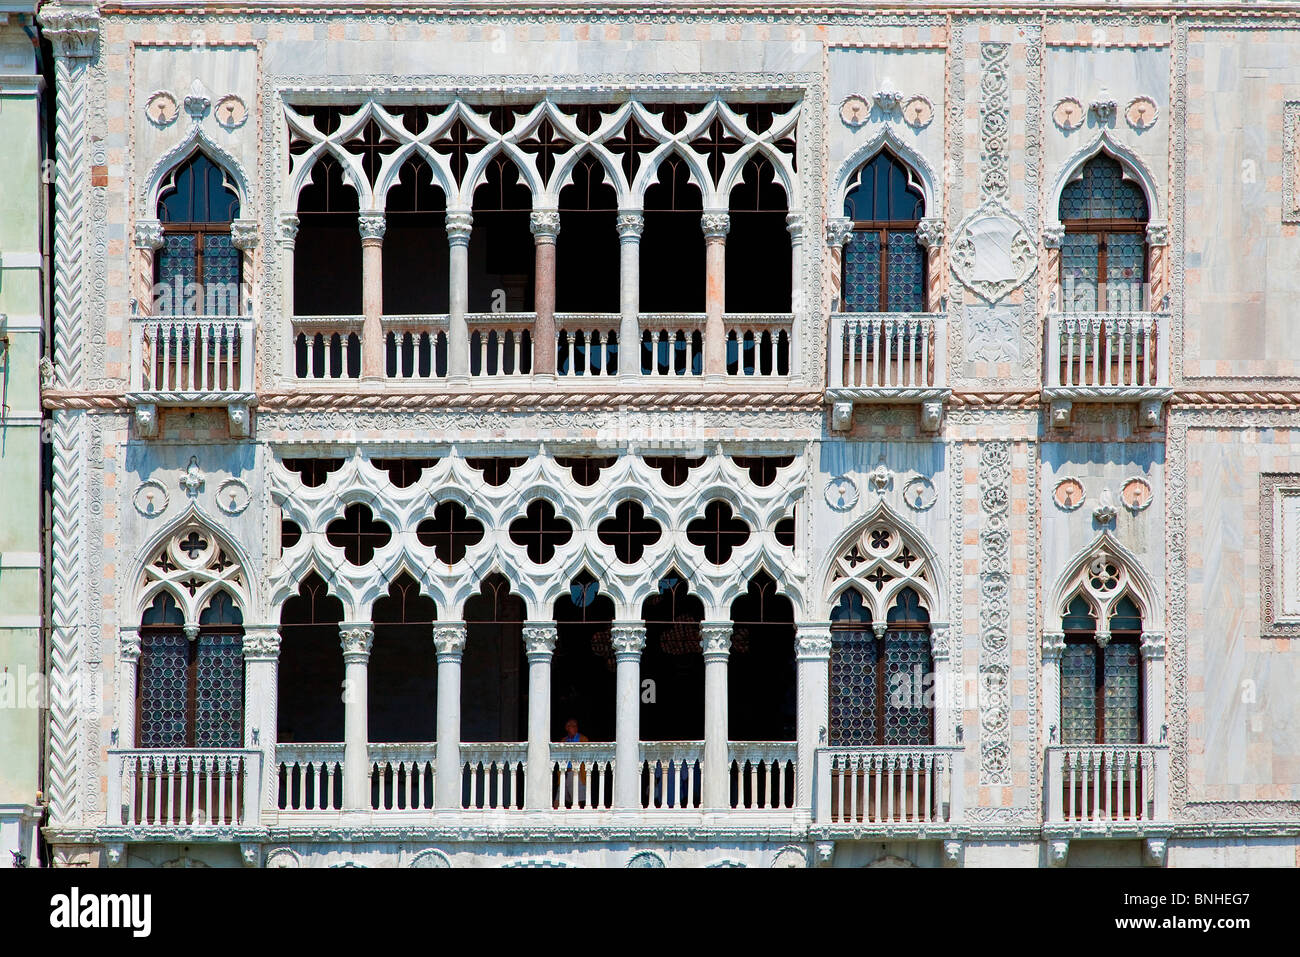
xmin=128 ymin=315 xmax=256 ymax=437
xmin=812 ymin=746 xmax=965 ymax=839
xmin=1043 ymin=312 xmax=1171 ymax=428
xmin=827 ymin=313 xmax=950 ymax=432
xmin=1043 ymin=744 xmax=1171 ymax=865
xmin=104 ymin=749 xmax=263 ymax=830
xmin=288 ymin=313 xmax=794 ymax=384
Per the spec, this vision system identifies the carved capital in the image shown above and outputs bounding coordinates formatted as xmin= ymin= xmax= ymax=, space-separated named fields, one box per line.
xmin=610 ymin=623 xmax=646 ymax=658
xmin=339 ymin=624 xmax=374 ymax=662
xmin=700 ymin=212 xmax=731 ymax=239
xmin=40 ymin=5 xmax=101 ymax=60
xmin=916 ymin=217 xmax=945 ymax=249
xmin=1041 ymin=631 xmax=1066 ymax=661
xmin=1140 ymin=631 xmax=1166 ymax=661
xmin=928 ymin=622 xmax=951 ymax=662
xmin=523 ymin=623 xmax=558 ymax=658
xmin=133 ymin=220 xmax=166 ymax=250
xmin=119 ymin=628 xmax=142 ymax=663
xmin=785 ymin=211 xmax=804 ymax=241
xmin=795 ymin=624 xmax=832 ymax=660
xmin=1041 ymin=225 xmax=1066 ymax=249
xmin=616 ymin=212 xmax=645 ymax=240
xmin=445 ymin=210 xmax=474 ymax=245
xmin=276 ymin=213 xmax=300 ymax=245
xmin=1145 ymin=222 xmax=1169 ymax=246
xmin=242 ymin=628 xmax=282 ymax=660
xmin=699 ymin=622 xmax=733 ymax=658
xmin=433 ymin=622 xmax=467 ymax=659
xmin=230 ymin=220 xmax=260 ymax=251
xmin=183 ymin=623 xmax=200 ymax=641
xmin=357 ymin=212 xmax=386 ymax=243
xmin=529 ymin=210 xmax=561 ymax=239
xmin=826 ymin=217 xmax=855 ymax=248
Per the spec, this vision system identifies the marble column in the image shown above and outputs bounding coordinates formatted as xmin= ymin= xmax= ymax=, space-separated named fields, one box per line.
xmin=786 ymin=212 xmax=804 ymax=375
xmin=826 ymin=217 xmax=855 ymax=313
xmin=117 ymin=627 xmax=141 ymax=750
xmin=241 ymin=626 xmax=281 ymax=813
xmin=339 ymin=623 xmax=374 ymax=810
xmin=916 ymin=217 xmax=945 ymax=313
xmin=524 ymin=622 xmax=557 ymax=810
xmin=700 ymin=621 xmax=732 ymax=809
xmin=445 ymin=209 xmax=473 ymax=380
xmin=611 ymin=622 xmax=646 ymax=809
xmin=530 ymin=210 xmax=560 ymax=377
xmin=277 ymin=213 xmax=300 ymax=321
xmin=617 ymin=211 xmax=644 ymax=378
xmin=928 ymin=622 xmax=953 ymax=746
xmin=358 ymin=212 xmax=386 ymax=379
xmin=701 ymin=212 xmax=730 ymax=378
xmin=433 ymin=622 xmax=467 ymax=809
xmin=230 ymin=219 xmax=259 ymax=315
xmin=1041 ymin=631 xmax=1066 ymax=745
xmin=132 ymin=221 xmax=164 ymax=316
xmin=1042 ymin=226 xmax=1064 ymax=313
xmin=794 ymin=623 xmax=831 ymax=808
xmin=1146 ymin=223 xmax=1169 ymax=310
xmin=1141 ymin=631 xmax=1166 ymax=746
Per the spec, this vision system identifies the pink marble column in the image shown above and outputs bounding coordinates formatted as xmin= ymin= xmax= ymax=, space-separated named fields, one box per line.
xmin=916 ymin=217 xmax=945 ymax=313
xmin=358 ymin=212 xmax=386 ymax=379
xmin=530 ymin=210 xmax=560 ymax=377
xmin=701 ymin=211 xmax=729 ymax=378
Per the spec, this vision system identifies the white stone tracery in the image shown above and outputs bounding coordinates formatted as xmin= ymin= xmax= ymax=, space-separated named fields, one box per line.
xmin=132 ymin=511 xmax=254 ymax=629
xmin=823 ymin=502 xmax=944 ymax=626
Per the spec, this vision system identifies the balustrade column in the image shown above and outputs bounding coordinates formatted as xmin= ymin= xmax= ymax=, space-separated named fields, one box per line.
xmin=826 ymin=217 xmax=855 ymax=313
xmin=446 ymin=210 xmax=473 ymax=380
xmin=339 ymin=623 xmax=373 ymax=810
xmin=117 ymin=627 xmax=141 ymax=749
xmin=530 ymin=210 xmax=561 ymax=377
xmin=1140 ymin=632 xmax=1166 ymax=746
xmin=617 ymin=212 xmax=644 ymax=378
xmin=786 ymin=212 xmax=804 ymax=375
xmin=611 ymin=623 xmax=646 ymax=809
xmin=358 ymin=212 xmax=386 ymax=379
xmin=916 ymin=218 xmax=945 ymax=313
xmin=241 ymin=627 xmax=281 ymax=812
xmin=795 ymin=624 xmax=831 ymax=808
xmin=433 ymin=622 xmax=467 ymax=809
xmin=701 ymin=213 xmax=730 ymax=378
xmin=524 ymin=623 xmax=557 ymax=809
xmin=700 ymin=622 xmax=732 ymax=809
xmin=1041 ymin=632 xmax=1066 ymax=745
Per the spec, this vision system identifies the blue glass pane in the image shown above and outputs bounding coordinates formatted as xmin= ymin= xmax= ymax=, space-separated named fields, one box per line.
xmin=1059 ymin=155 xmax=1148 ymax=221
xmin=830 ymin=629 xmax=876 ymax=746
xmin=1061 ymin=233 xmax=1099 ymax=312
xmin=882 ymin=629 xmax=933 ymax=745
xmin=1061 ymin=642 xmax=1096 ymax=745
xmin=886 ymin=230 xmax=925 ymax=312
xmin=203 ymin=234 xmax=242 ymax=316
xmin=1106 ymin=234 xmax=1146 ymax=312
xmin=138 ymin=632 xmax=189 ymax=748
xmin=194 ymin=633 xmax=244 ymax=748
xmin=157 ymin=233 xmax=197 ymax=315
xmin=1103 ymin=643 xmax=1142 ymax=744
xmin=843 ymin=231 xmax=881 ymax=312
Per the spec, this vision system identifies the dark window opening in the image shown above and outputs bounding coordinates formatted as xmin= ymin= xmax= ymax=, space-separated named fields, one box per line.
xmin=465 ymin=456 xmax=528 ymax=487
xmin=295 ymin=155 xmax=362 ymax=316
xmin=416 ymin=501 xmax=485 ymax=565
xmin=640 ymin=574 xmax=704 ymax=741
xmin=686 ymin=500 xmax=751 ymax=565
xmin=642 ymin=455 xmax=705 ymax=487
xmin=731 ymin=454 xmax=795 ymax=486
xmin=508 ymin=500 xmax=574 ymax=565
xmin=518 ymin=118 xmax=573 ymax=186
xmin=281 ymin=519 xmax=302 ymax=550
xmin=606 ymin=118 xmax=657 ymax=184
xmin=726 ymin=156 xmax=791 ymax=313
xmin=431 ymin=119 xmax=486 ymax=186
xmin=155 ymin=152 xmax=242 ymax=317
xmin=1061 ymin=594 xmax=1143 ymax=745
xmin=553 ymin=455 xmax=617 ymax=486
xmin=343 ymin=119 xmax=398 ymax=187
xmin=369 ymin=574 xmax=438 ymax=744
xmin=557 ymin=154 xmax=619 ymax=312
xmin=468 ymin=156 xmax=534 ymax=312
xmin=370 ymin=456 xmax=439 ymax=488
xmin=278 ymin=573 xmax=345 ymax=744
xmin=640 ymin=154 xmax=704 ymax=313
xmin=552 ymin=573 xmax=616 ymax=743
xmin=644 ymin=103 xmax=707 ymax=136
xmin=382 ymin=158 xmax=449 ymax=315
xmin=774 ymin=513 xmax=796 ymax=549
xmin=462 ymin=575 xmax=528 ymax=743
xmin=597 ymin=500 xmax=662 ymax=564
xmin=325 ymin=503 xmax=392 ymax=566
xmin=728 ymin=573 xmax=795 ymax=742
xmin=281 ymin=457 xmax=345 ymax=487
xmin=690 ymin=117 xmax=742 ymax=187
xmin=1059 ymin=154 xmax=1149 ymax=313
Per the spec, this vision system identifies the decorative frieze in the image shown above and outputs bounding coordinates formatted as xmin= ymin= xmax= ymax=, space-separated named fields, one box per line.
xmin=977 ymin=441 xmax=1013 ymax=785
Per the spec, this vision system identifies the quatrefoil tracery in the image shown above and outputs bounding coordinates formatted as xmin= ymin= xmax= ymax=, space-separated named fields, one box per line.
xmin=139 ymin=521 xmax=250 ymax=628
xmin=830 ymin=520 xmax=936 ymax=623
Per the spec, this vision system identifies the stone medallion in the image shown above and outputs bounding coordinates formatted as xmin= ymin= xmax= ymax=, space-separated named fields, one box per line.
xmin=825 ymin=476 xmax=859 ymax=511
xmin=1121 ymin=477 xmax=1153 ymax=512
xmin=1125 ymin=96 xmax=1158 ymax=131
xmin=145 ymin=91 xmax=179 ymax=127
xmin=839 ymin=95 xmax=871 ymax=128
xmin=950 ymin=200 xmax=1037 ymax=304
xmin=1053 ymin=478 xmax=1085 ymax=511
xmin=132 ymin=480 xmax=170 ymax=517
xmin=903 ymin=476 xmax=937 ymax=511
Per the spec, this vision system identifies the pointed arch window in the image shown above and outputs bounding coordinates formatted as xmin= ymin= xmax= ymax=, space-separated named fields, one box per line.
xmin=137 ymin=590 xmax=245 ymax=748
xmin=829 ymin=587 xmax=934 ymax=747
xmin=1059 ymin=154 xmax=1149 ymax=313
xmin=1060 ymin=593 xmax=1143 ymax=745
xmin=842 ymin=151 xmax=926 ymax=313
xmin=156 ymin=152 xmax=242 ymax=316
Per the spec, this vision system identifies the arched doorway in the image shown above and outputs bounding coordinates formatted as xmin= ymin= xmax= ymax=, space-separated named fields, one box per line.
xmin=461 ymin=573 xmax=528 ymax=742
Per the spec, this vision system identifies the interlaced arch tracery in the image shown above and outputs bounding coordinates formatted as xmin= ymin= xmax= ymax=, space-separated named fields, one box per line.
xmin=826 ymin=512 xmax=940 ymax=626
xmin=136 ymin=518 xmax=252 ymax=630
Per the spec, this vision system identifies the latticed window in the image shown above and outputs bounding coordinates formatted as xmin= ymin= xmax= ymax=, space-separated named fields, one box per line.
xmin=137 ymin=591 xmax=245 ymax=749
xmin=156 ymin=152 xmax=242 ymax=316
xmin=1059 ymin=155 xmax=1149 ymax=313
xmin=829 ymin=587 xmax=934 ymax=747
xmin=842 ymin=151 xmax=926 ymax=313
xmin=1060 ymin=594 xmax=1143 ymax=745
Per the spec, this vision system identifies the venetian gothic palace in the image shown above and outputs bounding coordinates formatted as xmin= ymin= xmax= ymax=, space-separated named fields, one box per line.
xmin=7 ymin=0 xmax=1299 ymax=869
